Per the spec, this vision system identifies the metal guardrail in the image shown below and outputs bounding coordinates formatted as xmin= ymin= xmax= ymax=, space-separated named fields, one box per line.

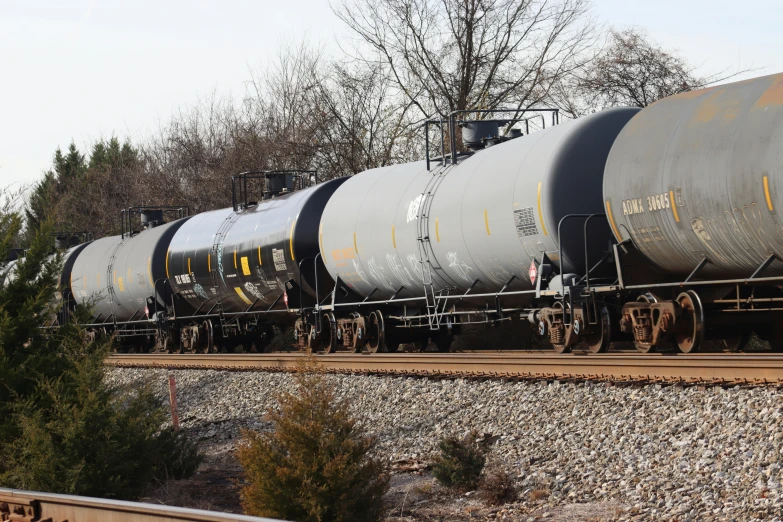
xmin=0 ymin=488 xmax=286 ymax=522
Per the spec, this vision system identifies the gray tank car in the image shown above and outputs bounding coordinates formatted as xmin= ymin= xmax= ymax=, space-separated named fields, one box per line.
xmin=598 ymin=73 xmax=783 ymax=354
xmin=604 ymin=73 xmax=783 ymax=279
xmin=70 ymin=219 xmax=190 ymax=325
xmin=319 ymin=108 xmax=639 ymax=304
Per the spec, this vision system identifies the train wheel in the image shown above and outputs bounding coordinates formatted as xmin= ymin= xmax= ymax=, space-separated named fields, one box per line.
xmin=675 ymin=290 xmax=704 ymax=353
xmin=320 ymin=313 xmax=338 ymax=354
xmin=584 ymin=306 xmax=611 ymax=354
xmin=365 ymin=311 xmax=385 ymax=353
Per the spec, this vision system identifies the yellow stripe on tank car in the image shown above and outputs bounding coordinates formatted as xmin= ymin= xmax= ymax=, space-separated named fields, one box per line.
xmin=127 ymin=267 xmax=131 ymax=284
xmin=233 ymin=248 xmax=238 ymax=270
xmin=207 ymin=253 xmax=211 ymax=272
xmin=435 ymin=218 xmax=440 ymax=242
xmin=764 ymin=175 xmax=775 ymax=211
xmin=148 ymin=257 xmax=152 ymax=287
xmin=669 ymin=190 xmax=680 ymax=222
xmin=118 ymin=277 xmax=125 ymax=292
xmin=234 ymin=287 xmax=253 ymax=305
xmin=537 ymin=181 xmax=548 ymax=236
xmin=289 ymin=219 xmax=297 ymax=261
xmin=165 ymin=249 xmax=170 ymax=279
xmin=605 ymin=200 xmax=622 ymax=241
xmin=257 ymin=246 xmax=262 ymax=266
xmin=392 ymin=225 xmax=396 ymax=248
xmin=187 ymin=257 xmax=191 ymax=274
xmin=353 ymin=232 xmax=358 ymax=254
xmin=113 ymin=270 xmax=116 ymax=286
xmin=484 ymin=210 xmax=491 ymax=236
xmin=241 ymin=256 xmax=251 ymax=276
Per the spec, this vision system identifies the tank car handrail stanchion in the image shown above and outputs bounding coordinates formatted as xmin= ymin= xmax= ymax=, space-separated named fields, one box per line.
xmin=581 ymin=213 xmax=608 ymax=290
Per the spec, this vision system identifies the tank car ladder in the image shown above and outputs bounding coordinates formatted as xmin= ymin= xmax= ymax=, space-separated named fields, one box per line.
xmin=416 ymin=165 xmax=451 ymax=330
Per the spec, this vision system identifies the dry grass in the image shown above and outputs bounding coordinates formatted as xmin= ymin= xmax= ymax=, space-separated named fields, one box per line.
xmin=478 ymin=466 xmax=517 ymax=505
xmin=529 ymin=488 xmax=550 ymax=501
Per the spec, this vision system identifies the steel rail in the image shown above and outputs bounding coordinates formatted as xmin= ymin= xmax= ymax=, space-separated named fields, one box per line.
xmin=0 ymin=487 xmax=284 ymax=522
xmin=106 ymin=352 xmax=783 ymax=383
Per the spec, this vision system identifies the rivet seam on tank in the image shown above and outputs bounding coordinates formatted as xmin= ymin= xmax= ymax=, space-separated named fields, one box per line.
xmin=234 ymin=287 xmax=252 ymax=305
xmin=290 ymin=219 xmax=297 ymax=261
xmin=392 ymin=225 xmax=396 ymax=248
xmin=354 ymin=232 xmax=358 ymax=254
xmin=764 ymin=175 xmax=775 ymax=211
xmin=165 ymin=249 xmax=170 ymax=279
xmin=605 ymin=201 xmax=622 ymax=241
xmin=669 ymin=191 xmax=680 ymax=222
xmin=435 ymin=218 xmax=440 ymax=242
xmin=257 ymin=246 xmax=262 ymax=266
xmin=484 ymin=210 xmax=491 ymax=236
xmin=537 ymin=182 xmax=548 ymax=236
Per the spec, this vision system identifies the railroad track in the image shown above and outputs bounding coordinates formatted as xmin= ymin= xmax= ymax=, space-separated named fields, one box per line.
xmin=107 ymin=351 xmax=783 ymax=385
xmin=0 ymin=487 xmax=280 ymax=522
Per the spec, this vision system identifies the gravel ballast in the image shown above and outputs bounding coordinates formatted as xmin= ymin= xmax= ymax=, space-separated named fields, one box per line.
xmin=106 ymin=368 xmax=783 ymax=521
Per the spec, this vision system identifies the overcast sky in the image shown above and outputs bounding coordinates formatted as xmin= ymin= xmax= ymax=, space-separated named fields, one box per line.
xmin=1 ymin=0 xmax=780 ymax=190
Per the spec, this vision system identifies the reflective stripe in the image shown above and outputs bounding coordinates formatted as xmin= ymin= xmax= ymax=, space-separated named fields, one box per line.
xmin=435 ymin=218 xmax=440 ymax=242
xmin=234 ymin=287 xmax=252 ymax=305
xmin=353 ymin=232 xmax=358 ymax=254
xmin=669 ymin=190 xmax=680 ymax=222
xmin=484 ymin=209 xmax=491 ymax=236
xmin=257 ymin=246 xmax=262 ymax=266
xmin=391 ymin=225 xmax=396 ymax=248
xmin=537 ymin=181 xmax=548 ymax=236
xmin=605 ymin=200 xmax=622 ymax=241
xmin=764 ymin=175 xmax=775 ymax=211
xmin=289 ymin=219 xmax=297 ymax=261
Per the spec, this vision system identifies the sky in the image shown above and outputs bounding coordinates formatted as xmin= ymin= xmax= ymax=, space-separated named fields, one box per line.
xmin=1 ymin=0 xmax=781 ymax=191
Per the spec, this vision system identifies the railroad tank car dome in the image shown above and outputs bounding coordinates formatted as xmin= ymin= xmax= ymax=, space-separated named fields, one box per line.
xmin=319 ymin=107 xmax=640 ymax=302
xmin=166 ymin=177 xmax=348 ymax=316
xmin=604 ymin=72 xmax=783 ymax=279
xmin=70 ymin=218 xmax=191 ymax=323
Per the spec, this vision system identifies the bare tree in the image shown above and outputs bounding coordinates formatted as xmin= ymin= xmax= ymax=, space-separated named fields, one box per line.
xmin=574 ymin=28 xmax=747 ymax=111
xmin=333 ymin=0 xmax=596 ymax=118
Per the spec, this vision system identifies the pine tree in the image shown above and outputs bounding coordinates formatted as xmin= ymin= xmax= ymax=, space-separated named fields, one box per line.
xmin=237 ymin=367 xmax=388 ymax=521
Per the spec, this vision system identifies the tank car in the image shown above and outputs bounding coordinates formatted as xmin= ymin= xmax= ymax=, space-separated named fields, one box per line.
xmin=314 ymin=108 xmax=639 ymax=352
xmin=70 ymin=208 xmax=190 ymax=349
xmin=588 ymin=72 xmax=783 ymax=353
xmin=165 ymin=174 xmax=347 ymax=352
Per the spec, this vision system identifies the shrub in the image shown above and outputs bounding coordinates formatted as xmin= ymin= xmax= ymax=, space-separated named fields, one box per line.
xmin=431 ymin=431 xmax=487 ymax=491
xmin=478 ymin=465 xmax=517 ymax=505
xmin=236 ymin=366 xmax=389 ymax=522
xmin=0 ymin=334 xmax=203 ymax=499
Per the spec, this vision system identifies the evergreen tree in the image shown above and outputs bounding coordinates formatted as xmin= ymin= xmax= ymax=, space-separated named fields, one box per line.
xmin=24 ymin=170 xmax=56 ymax=236
xmin=0 ymin=205 xmax=201 ymax=499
